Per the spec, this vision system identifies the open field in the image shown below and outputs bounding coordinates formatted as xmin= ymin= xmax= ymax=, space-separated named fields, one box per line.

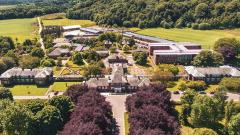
xmin=0 ymin=18 xmax=38 ymax=42
xmin=41 ymin=13 xmax=96 ymax=27
xmin=135 ymin=28 xmax=240 ymax=49
xmin=6 ymin=85 xmax=49 ymax=96
xmin=51 ymin=82 xmax=81 ymax=92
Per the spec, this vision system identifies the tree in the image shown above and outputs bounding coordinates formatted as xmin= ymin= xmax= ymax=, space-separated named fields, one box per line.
xmin=40 ymin=58 xmax=56 ymax=67
xmin=195 ymin=3 xmax=209 ymax=18
xmin=228 ymin=113 xmax=240 ymax=135
xmin=2 ymin=104 xmax=34 ymax=135
xmin=26 ymin=99 xmax=45 ymax=114
xmin=122 ymin=45 xmax=130 ymax=52
xmin=151 ymin=70 xmax=173 ymax=83
xmin=35 ymin=105 xmax=63 ymax=135
xmin=83 ymin=64 xmax=102 ymax=77
xmin=169 ymin=66 xmax=179 ymax=76
xmin=31 ymin=47 xmax=45 ymax=58
xmin=47 ymin=95 xmax=74 ymax=122
xmin=219 ymin=78 xmax=240 ymax=93
xmin=190 ymin=96 xmax=220 ymax=127
xmin=192 ymin=50 xmax=224 ymax=67
xmin=180 ymin=89 xmax=198 ymax=124
xmin=72 ymin=52 xmax=84 ymax=65
xmin=0 ymin=87 xmax=13 ymax=100
xmin=1 ymin=57 xmax=17 ymax=69
xmin=192 ymin=128 xmax=218 ymax=135
xmin=19 ymin=55 xmax=40 ymax=69
xmin=23 ymin=39 xmax=33 ymax=46
xmin=132 ymin=52 xmax=147 ymax=65
xmin=186 ymin=81 xmax=206 ymax=91
xmin=214 ymin=38 xmax=240 ymax=63
xmin=224 ymin=100 xmax=240 ymax=127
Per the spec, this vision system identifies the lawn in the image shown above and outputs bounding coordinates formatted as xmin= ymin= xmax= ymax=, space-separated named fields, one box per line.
xmin=41 ymin=13 xmax=96 ymax=27
xmin=7 ymin=85 xmax=49 ymax=96
xmin=0 ymin=18 xmax=38 ymax=42
xmin=51 ymin=82 xmax=81 ymax=92
xmin=136 ymin=28 xmax=240 ymax=49
xmin=124 ymin=112 xmax=130 ymax=135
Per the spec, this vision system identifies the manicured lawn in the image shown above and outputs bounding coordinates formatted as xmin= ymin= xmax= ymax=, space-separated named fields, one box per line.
xmin=41 ymin=13 xmax=96 ymax=27
xmin=7 ymin=85 xmax=49 ymax=96
xmin=53 ymin=66 xmax=64 ymax=76
xmin=0 ymin=18 xmax=38 ymax=42
xmin=51 ymin=82 xmax=81 ymax=92
xmin=124 ymin=112 xmax=130 ymax=135
xmin=136 ymin=28 xmax=240 ymax=49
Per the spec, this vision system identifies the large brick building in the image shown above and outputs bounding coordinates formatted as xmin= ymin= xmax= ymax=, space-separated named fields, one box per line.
xmin=149 ymin=42 xmax=202 ymax=64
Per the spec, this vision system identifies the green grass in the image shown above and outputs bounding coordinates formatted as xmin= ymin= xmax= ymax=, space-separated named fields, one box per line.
xmin=136 ymin=28 xmax=240 ymax=49
xmin=41 ymin=13 xmax=96 ymax=27
xmin=7 ymin=85 xmax=49 ymax=96
xmin=51 ymin=82 xmax=81 ymax=92
xmin=0 ymin=18 xmax=38 ymax=42
xmin=124 ymin=112 xmax=130 ymax=135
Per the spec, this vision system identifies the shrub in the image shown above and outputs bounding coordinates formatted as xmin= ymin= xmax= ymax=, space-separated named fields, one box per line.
xmin=198 ymin=23 xmax=211 ymax=30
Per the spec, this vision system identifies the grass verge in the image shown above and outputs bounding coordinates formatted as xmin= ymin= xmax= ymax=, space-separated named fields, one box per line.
xmin=124 ymin=112 xmax=130 ymax=135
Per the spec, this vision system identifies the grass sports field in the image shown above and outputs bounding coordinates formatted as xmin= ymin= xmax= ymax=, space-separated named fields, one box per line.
xmin=135 ymin=28 xmax=240 ymax=49
xmin=0 ymin=18 xmax=38 ymax=42
xmin=41 ymin=13 xmax=96 ymax=27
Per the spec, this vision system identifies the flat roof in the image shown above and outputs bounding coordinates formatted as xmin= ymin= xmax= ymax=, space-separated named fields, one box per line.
xmin=63 ymin=25 xmax=81 ymax=30
xmin=123 ymin=32 xmax=173 ymax=43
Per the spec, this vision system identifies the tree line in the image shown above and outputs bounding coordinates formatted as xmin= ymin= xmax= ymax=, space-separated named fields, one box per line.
xmin=66 ymin=0 xmax=240 ymax=29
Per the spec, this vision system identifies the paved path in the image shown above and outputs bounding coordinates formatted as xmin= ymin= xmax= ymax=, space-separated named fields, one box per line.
xmin=105 ymin=94 xmax=128 ymax=135
xmin=37 ymin=17 xmax=46 ymax=55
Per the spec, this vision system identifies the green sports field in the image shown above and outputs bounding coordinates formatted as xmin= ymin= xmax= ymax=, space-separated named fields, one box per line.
xmin=0 ymin=18 xmax=38 ymax=42
xmin=41 ymin=13 xmax=96 ymax=27
xmin=135 ymin=28 xmax=240 ymax=49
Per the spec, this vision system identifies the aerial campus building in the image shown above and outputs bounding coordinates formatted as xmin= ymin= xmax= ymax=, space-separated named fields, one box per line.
xmin=185 ymin=66 xmax=240 ymax=83
xmin=148 ymin=42 xmax=202 ymax=64
xmin=0 ymin=67 xmax=53 ymax=86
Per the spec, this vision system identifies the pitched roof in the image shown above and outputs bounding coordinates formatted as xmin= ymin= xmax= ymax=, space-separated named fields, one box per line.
xmin=87 ymin=78 xmax=109 ymax=88
xmin=185 ymin=66 xmax=240 ymax=77
xmin=53 ymin=38 xmax=70 ymax=44
xmin=53 ymin=43 xmax=72 ymax=48
xmin=63 ymin=25 xmax=81 ymax=31
xmin=0 ymin=67 xmax=53 ymax=79
xmin=48 ymin=48 xmax=70 ymax=57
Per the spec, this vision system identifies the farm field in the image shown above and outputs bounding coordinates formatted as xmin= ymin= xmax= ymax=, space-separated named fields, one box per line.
xmin=6 ymin=85 xmax=49 ymax=96
xmin=41 ymin=13 xmax=96 ymax=27
xmin=0 ymin=18 xmax=38 ymax=42
xmin=135 ymin=28 xmax=240 ymax=49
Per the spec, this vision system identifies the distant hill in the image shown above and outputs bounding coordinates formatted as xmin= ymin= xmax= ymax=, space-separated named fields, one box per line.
xmin=66 ymin=0 xmax=240 ymax=29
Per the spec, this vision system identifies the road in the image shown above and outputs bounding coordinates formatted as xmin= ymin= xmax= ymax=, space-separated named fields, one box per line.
xmin=105 ymin=94 xmax=128 ymax=135
xmin=37 ymin=17 xmax=46 ymax=55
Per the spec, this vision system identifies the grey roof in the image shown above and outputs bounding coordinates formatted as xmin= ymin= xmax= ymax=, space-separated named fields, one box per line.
xmin=74 ymin=45 xmax=84 ymax=52
xmin=0 ymin=67 xmax=53 ymax=79
xmin=79 ymin=28 xmax=102 ymax=34
xmin=87 ymin=78 xmax=109 ymax=88
xmin=110 ymin=66 xmax=127 ymax=84
xmin=123 ymin=32 xmax=172 ymax=43
xmin=53 ymin=38 xmax=70 ymax=44
xmin=185 ymin=66 xmax=240 ymax=77
xmin=127 ymin=76 xmax=150 ymax=87
xmin=48 ymin=48 xmax=70 ymax=57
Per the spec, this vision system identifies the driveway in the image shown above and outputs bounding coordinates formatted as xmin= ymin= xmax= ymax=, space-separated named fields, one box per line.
xmin=105 ymin=94 xmax=128 ymax=135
